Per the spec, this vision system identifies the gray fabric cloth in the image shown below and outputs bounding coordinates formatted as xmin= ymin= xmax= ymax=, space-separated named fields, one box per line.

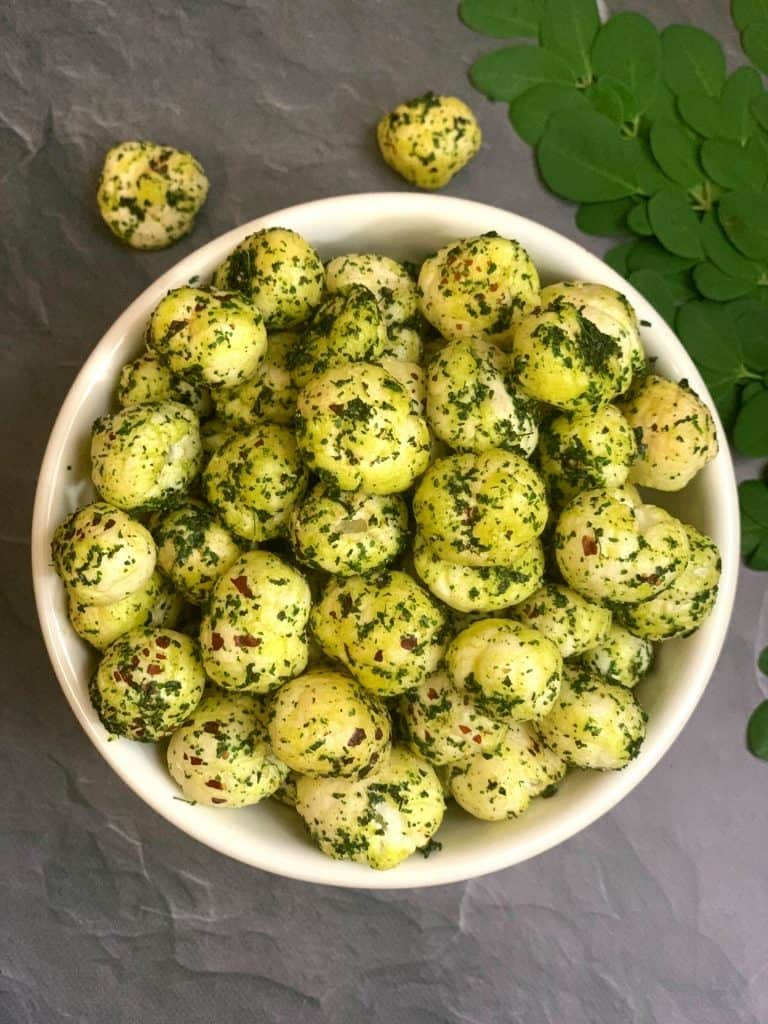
xmin=2 ymin=2 xmax=766 ymax=1021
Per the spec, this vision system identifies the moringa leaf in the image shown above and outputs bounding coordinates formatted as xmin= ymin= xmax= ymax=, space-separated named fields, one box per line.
xmin=508 ymin=83 xmax=588 ymax=144
xmin=662 ymin=24 xmax=726 ymax=98
xmin=733 ymin=298 xmax=768 ymax=371
xmin=575 ymin=197 xmax=635 ymax=236
xmin=734 ymin=388 xmax=768 ymax=456
xmin=647 ymin=188 xmax=704 ymax=258
xmin=459 ymin=0 xmax=542 ymax=38
xmin=740 ymin=480 xmax=768 ymax=570
xmin=732 ymin=0 xmax=768 ymax=30
xmin=626 ymin=238 xmax=699 ymax=274
xmin=536 ymin=108 xmax=642 ymax=201
xmin=540 ymin=0 xmax=599 ymax=83
xmin=627 ymin=201 xmax=653 ymax=236
xmin=747 ymin=700 xmax=768 ymax=760
xmin=742 ymin=23 xmax=768 ymax=74
xmin=701 ymin=137 xmax=767 ymax=191
xmin=694 ymin=261 xmax=758 ymax=300
xmin=719 ymin=66 xmax=762 ymax=143
xmin=470 ymin=45 xmax=577 ymax=101
xmin=751 ymin=93 xmax=768 ymax=131
xmin=676 ymin=299 xmax=745 ymax=375
xmin=628 ymin=268 xmax=692 ymax=325
xmin=719 ymin=191 xmax=768 ymax=261
xmin=677 ymin=90 xmax=723 ymax=137
xmin=587 ymin=79 xmax=633 ymax=125
xmin=591 ymin=12 xmax=661 ymax=118
xmin=700 ymin=212 xmax=763 ymax=281
xmin=649 ymin=114 xmax=703 ymax=188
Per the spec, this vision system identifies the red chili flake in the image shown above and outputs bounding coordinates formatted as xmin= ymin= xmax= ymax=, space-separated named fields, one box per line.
xmin=373 ymin=649 xmax=384 ymax=663
xmin=211 ymin=797 xmax=227 ymax=805
xmin=234 ymin=634 xmax=261 ymax=648
xmin=119 ymin=670 xmax=133 ymax=683
xmin=424 ymin=730 xmax=433 ymax=742
xmin=458 ymin=725 xmax=471 ymax=735
xmin=639 ymin=573 xmax=661 ymax=585
xmin=104 ymin=519 xmax=115 ymax=530
xmin=329 ymin=403 xmax=344 ymax=415
xmin=205 ymin=779 xmax=224 ymax=790
xmin=400 ymin=635 xmax=418 ymax=651
xmin=582 ymin=535 xmax=598 ymax=556
xmin=231 ymin=574 xmax=254 ymax=598
xmin=190 ymin=756 xmax=203 ymax=766
xmin=156 ymin=636 xmax=171 ymax=649
xmin=347 ymin=728 xmax=366 ymax=747
xmin=427 ymin=688 xmax=438 ymax=700
xmin=472 ymin=734 xmax=482 ymax=744
xmin=203 ymin=721 xmax=220 ymax=734
xmin=113 ymin=671 xmax=122 ymax=682
xmin=220 ymin=751 xmax=229 ymax=760
xmin=142 ymin=648 xmax=150 ymax=657
xmin=374 ymin=727 xmax=383 ymax=740
xmin=489 ymin=283 xmax=499 ymax=292
xmin=253 ymin=438 xmax=264 ymax=448
xmin=463 ymin=506 xmax=476 ymax=524
xmin=211 ymin=632 xmax=224 ymax=651
xmin=147 ymin=664 xmax=162 ymax=676
xmin=183 ymin=752 xmax=189 ymax=761
xmin=156 ymin=653 xmax=166 ymax=661
xmin=339 ymin=593 xmax=354 ymax=617
xmin=108 ymin=432 xmax=116 ymax=440
xmin=131 ymin=656 xmax=139 ymax=667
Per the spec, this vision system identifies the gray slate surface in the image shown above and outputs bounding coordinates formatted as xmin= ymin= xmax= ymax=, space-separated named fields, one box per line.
xmin=2 ymin=1 xmax=767 ymax=1021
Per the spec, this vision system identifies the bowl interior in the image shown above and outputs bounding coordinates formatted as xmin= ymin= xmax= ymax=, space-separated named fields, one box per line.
xmin=32 ymin=193 xmax=739 ymax=888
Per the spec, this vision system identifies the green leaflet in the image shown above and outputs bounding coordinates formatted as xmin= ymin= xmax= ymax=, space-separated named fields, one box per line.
xmin=677 ymin=91 xmax=723 ymax=138
xmin=734 ymin=388 xmax=768 ymax=455
xmin=470 ymin=45 xmax=577 ymax=101
xmin=626 ymin=238 xmax=698 ymax=274
xmin=591 ymin=12 xmax=661 ymax=118
xmin=694 ymin=261 xmax=757 ymax=300
xmin=751 ymin=93 xmax=768 ymax=131
xmin=701 ymin=138 xmax=766 ymax=192
xmin=575 ymin=197 xmax=635 ymax=236
xmin=539 ymin=0 xmax=599 ymax=84
xmin=700 ymin=212 xmax=762 ymax=281
xmin=628 ymin=268 xmax=689 ymax=325
xmin=536 ymin=108 xmax=641 ymax=201
xmin=662 ymin=25 xmax=727 ymax=98
xmin=719 ymin=66 xmax=762 ymax=143
xmin=649 ymin=114 xmax=703 ymax=188
xmin=742 ymin=23 xmax=768 ymax=74
xmin=733 ymin=0 xmax=768 ymax=30
xmin=719 ymin=192 xmax=768 ymax=260
xmin=508 ymin=83 xmax=588 ymax=144
xmin=740 ymin=480 xmax=768 ymax=570
xmin=459 ymin=0 xmax=541 ymax=38
xmin=587 ymin=79 xmax=633 ymax=125
xmin=627 ymin=201 xmax=653 ymax=236
xmin=647 ymin=188 xmax=703 ymax=258
xmin=747 ymin=701 xmax=768 ymax=760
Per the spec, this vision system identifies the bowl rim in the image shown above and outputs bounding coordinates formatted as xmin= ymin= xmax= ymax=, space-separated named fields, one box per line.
xmin=31 ymin=191 xmax=740 ymax=888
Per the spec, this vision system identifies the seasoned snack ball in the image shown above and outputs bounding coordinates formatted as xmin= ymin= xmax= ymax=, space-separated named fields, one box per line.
xmin=90 ymin=627 xmax=205 ymax=741
xmin=97 ymin=140 xmax=208 ymax=249
xmin=91 ymin=401 xmax=201 ymax=512
xmin=147 ymin=287 xmax=267 ymax=390
xmin=52 ymin=502 xmax=156 ymax=606
xmin=213 ymin=331 xmax=298 ymax=427
xmin=212 ymin=227 xmax=325 ymax=329
xmin=446 ymin=619 xmax=563 ymax=723
xmin=618 ymin=375 xmax=718 ymax=491
xmin=538 ymin=405 xmax=639 ymax=507
xmin=289 ymin=484 xmax=408 ymax=576
xmin=581 ymin=624 xmax=653 ymax=688
xmin=68 ymin=570 xmax=181 ymax=651
xmin=203 ymin=422 xmax=308 ymax=543
xmin=117 ymin=352 xmax=212 ymax=417
xmin=418 ymin=234 xmax=539 ymax=349
xmin=413 ymin=536 xmax=544 ymax=613
xmin=538 ymin=665 xmax=646 ymax=771
xmin=426 ymin=338 xmax=539 ymax=456
xmin=287 ymin=285 xmax=388 ymax=388
xmin=153 ymin=500 xmax=241 ymax=604
xmin=555 ymin=487 xmax=691 ymax=604
xmin=413 ymin=449 xmax=548 ymax=566
xmin=268 ymin=669 xmax=391 ymax=778
xmin=296 ymin=362 xmax=430 ymax=495
xmin=295 ymin=746 xmax=445 ymax=869
xmin=325 ymin=253 xmax=419 ymax=331
xmin=400 ymin=670 xmax=505 ymax=765
xmin=311 ymin=571 xmax=447 ymax=696
xmin=167 ymin=689 xmax=288 ymax=807
xmin=376 ymin=93 xmax=482 ymax=190
xmin=512 ymin=583 xmax=612 ymax=659
xmin=619 ymin=525 xmax=721 ymax=640
xmin=200 ymin=550 xmax=311 ymax=693
xmin=447 ymin=723 xmax=566 ymax=821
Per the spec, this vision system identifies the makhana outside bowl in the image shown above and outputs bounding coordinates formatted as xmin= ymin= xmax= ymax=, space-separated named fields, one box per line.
xmin=31 ymin=193 xmax=739 ymax=888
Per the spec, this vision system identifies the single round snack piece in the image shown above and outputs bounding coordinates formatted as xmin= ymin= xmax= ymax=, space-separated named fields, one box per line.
xmin=377 ymin=92 xmax=482 ymax=190
xmin=213 ymin=331 xmax=298 ymax=427
xmin=413 ymin=535 xmax=544 ymax=613
xmin=418 ymin=233 xmax=539 ymax=349
xmin=400 ymin=670 xmax=505 ymax=765
xmin=68 ymin=570 xmax=181 ymax=651
xmin=512 ymin=583 xmax=612 ymax=659
xmin=167 ymin=688 xmax=288 ymax=807
xmin=287 ymin=285 xmax=388 ymax=388
xmin=203 ymin=422 xmax=308 ymax=543
xmin=311 ymin=571 xmax=447 ymax=696
xmin=295 ymin=745 xmax=445 ymax=870
xmin=618 ymin=375 xmax=718 ymax=491
xmin=154 ymin=500 xmax=241 ymax=604
xmin=296 ymin=362 xmax=430 ymax=495
xmin=325 ymin=253 xmax=419 ymax=331
xmin=581 ymin=623 xmax=653 ymax=688
xmin=147 ymin=287 xmax=267 ymax=390
xmin=90 ymin=627 xmax=205 ymax=741
xmin=539 ymin=282 xmax=645 ymax=394
xmin=619 ymin=525 xmax=721 ymax=640
xmin=413 ymin=449 xmax=548 ymax=566
xmin=97 ymin=140 xmax=208 ymax=249
xmin=117 ymin=351 xmax=212 ymax=417
xmin=447 ymin=722 xmax=566 ymax=821
xmin=52 ymin=502 xmax=156 ymax=606
xmin=537 ymin=664 xmax=646 ymax=771
xmin=289 ymin=484 xmax=408 ymax=576
xmin=91 ymin=401 xmax=201 ymax=512
xmin=555 ymin=486 xmax=691 ymax=604
xmin=426 ymin=338 xmax=539 ymax=455
xmin=445 ymin=618 xmax=563 ymax=723
xmin=200 ymin=550 xmax=311 ymax=694
xmin=268 ymin=669 xmax=391 ymax=778
xmin=538 ymin=405 xmax=639 ymax=507
xmin=212 ymin=227 xmax=325 ymax=329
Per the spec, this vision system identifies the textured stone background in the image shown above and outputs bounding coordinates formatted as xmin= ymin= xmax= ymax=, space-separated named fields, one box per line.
xmin=2 ymin=1 xmax=767 ymax=1021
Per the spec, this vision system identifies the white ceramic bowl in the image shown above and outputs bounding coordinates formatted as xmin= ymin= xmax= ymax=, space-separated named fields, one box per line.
xmin=32 ymin=193 xmax=739 ymax=888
